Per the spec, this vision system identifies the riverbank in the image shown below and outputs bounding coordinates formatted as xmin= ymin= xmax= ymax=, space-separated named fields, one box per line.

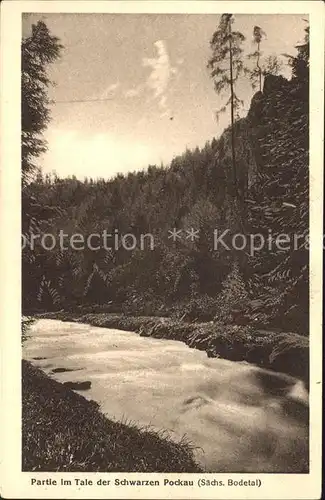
xmin=22 ymin=360 xmax=202 ymax=472
xmin=35 ymin=311 xmax=309 ymax=385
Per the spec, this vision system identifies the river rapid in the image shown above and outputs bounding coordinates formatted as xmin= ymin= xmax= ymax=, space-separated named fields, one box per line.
xmin=23 ymin=319 xmax=309 ymax=473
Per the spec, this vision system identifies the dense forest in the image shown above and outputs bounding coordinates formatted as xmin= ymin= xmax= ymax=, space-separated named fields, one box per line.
xmin=22 ymin=17 xmax=309 ymax=334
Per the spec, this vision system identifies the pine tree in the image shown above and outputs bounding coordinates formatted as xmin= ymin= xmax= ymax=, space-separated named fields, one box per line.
xmin=263 ymin=55 xmax=283 ymax=77
xmin=22 ymin=21 xmax=63 ymax=312
xmin=214 ymin=261 xmax=248 ymax=324
xmin=22 ymin=20 xmax=63 ymax=186
xmin=283 ymin=22 xmax=309 ymax=83
xmin=247 ymin=26 xmax=266 ymax=91
xmin=208 ymin=14 xmax=246 ymax=202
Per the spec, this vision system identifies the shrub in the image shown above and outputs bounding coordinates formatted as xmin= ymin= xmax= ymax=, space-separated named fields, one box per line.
xmin=171 ymin=295 xmax=220 ymax=322
xmin=214 ymin=262 xmax=249 ymax=324
xmin=21 ymin=316 xmax=34 ymax=343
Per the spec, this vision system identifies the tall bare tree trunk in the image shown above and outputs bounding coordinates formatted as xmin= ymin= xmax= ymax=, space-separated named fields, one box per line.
xmin=257 ymin=41 xmax=262 ymax=91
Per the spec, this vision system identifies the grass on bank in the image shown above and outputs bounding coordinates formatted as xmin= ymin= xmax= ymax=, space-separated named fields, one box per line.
xmin=22 ymin=360 xmax=202 ymax=472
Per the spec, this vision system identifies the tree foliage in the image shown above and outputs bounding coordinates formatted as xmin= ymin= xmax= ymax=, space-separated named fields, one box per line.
xmin=247 ymin=24 xmax=309 ymax=332
xmin=214 ymin=262 xmax=249 ymax=324
xmin=283 ymin=23 xmax=309 ymax=83
xmin=22 ymin=21 xmax=63 ymax=186
xmin=208 ymin=14 xmax=247 ymax=204
xmin=263 ymin=55 xmax=283 ymax=76
xmin=247 ymin=26 xmax=266 ymax=91
xmin=21 ymin=21 xmax=63 ymax=311
xmin=208 ymin=14 xmax=246 ymax=119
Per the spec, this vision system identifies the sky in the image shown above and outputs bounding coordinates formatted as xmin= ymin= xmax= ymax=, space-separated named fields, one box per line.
xmin=22 ymin=13 xmax=307 ymax=181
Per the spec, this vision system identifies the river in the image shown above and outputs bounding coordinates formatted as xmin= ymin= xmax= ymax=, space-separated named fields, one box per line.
xmin=23 ymin=319 xmax=309 ymax=473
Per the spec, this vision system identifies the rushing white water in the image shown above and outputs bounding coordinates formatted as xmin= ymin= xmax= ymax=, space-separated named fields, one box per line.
xmin=24 ymin=319 xmax=308 ymax=473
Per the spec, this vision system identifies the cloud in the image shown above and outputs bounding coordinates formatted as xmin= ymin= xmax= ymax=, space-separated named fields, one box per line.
xmin=159 ymin=95 xmax=167 ymax=109
xmin=142 ymin=40 xmax=176 ymax=115
xmin=124 ymin=84 xmax=143 ymax=98
xmin=99 ymin=82 xmax=120 ymax=99
xmin=158 ymin=95 xmax=170 ymax=118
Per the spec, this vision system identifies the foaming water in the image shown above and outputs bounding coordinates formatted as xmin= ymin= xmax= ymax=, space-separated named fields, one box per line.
xmin=24 ymin=319 xmax=308 ymax=472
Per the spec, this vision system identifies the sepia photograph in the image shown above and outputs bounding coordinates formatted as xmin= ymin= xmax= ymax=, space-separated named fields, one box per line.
xmin=1 ymin=1 xmax=323 ymax=499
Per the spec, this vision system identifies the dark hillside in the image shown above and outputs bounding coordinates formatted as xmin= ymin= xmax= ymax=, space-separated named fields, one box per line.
xmin=22 ymin=45 xmax=309 ymax=335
